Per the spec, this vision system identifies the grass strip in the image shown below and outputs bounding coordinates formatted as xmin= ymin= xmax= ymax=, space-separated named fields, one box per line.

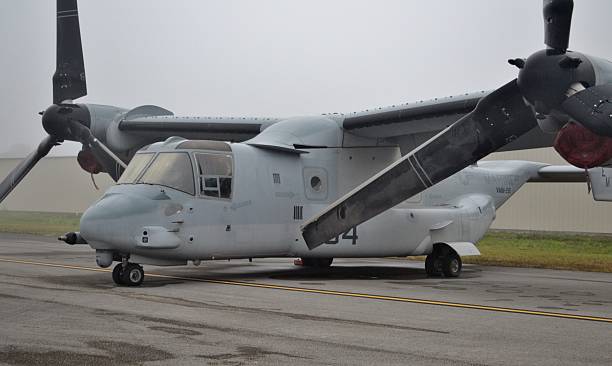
xmin=462 ymin=230 xmax=612 ymax=273
xmin=0 ymin=210 xmax=81 ymax=236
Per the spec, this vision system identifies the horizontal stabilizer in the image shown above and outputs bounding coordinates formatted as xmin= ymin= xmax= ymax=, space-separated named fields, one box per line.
xmin=529 ymin=165 xmax=586 ymax=182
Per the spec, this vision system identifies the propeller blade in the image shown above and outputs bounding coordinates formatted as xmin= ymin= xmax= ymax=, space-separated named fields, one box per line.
xmin=0 ymin=136 xmax=57 ymax=203
xmin=53 ymin=0 xmax=87 ymax=104
xmin=561 ymin=84 xmax=612 ymax=137
xmin=301 ymin=80 xmax=537 ymax=249
xmin=543 ymin=0 xmax=574 ymax=53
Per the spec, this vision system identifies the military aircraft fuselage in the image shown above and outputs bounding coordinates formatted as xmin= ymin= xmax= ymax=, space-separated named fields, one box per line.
xmin=80 ymin=128 xmax=540 ymax=268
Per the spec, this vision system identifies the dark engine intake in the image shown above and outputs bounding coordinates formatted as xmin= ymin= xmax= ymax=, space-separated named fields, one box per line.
xmin=554 ymin=122 xmax=612 ymax=168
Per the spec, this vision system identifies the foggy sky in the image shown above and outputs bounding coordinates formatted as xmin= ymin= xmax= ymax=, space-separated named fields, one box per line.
xmin=1 ymin=0 xmax=611 ymax=157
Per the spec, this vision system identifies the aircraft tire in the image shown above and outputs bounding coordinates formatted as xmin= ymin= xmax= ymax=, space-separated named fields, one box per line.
xmin=425 ymin=254 xmax=442 ymax=277
xmin=121 ymin=263 xmax=144 ymax=287
xmin=112 ymin=263 xmax=125 ymax=285
xmin=302 ymin=258 xmax=333 ymax=268
xmin=442 ymin=253 xmax=462 ymax=278
xmin=316 ymin=258 xmax=333 ymax=268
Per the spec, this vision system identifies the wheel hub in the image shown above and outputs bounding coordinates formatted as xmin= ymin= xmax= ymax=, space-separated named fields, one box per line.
xmin=129 ymin=269 xmax=142 ymax=283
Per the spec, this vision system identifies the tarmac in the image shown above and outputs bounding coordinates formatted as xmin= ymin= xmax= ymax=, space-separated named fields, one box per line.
xmin=0 ymin=233 xmax=611 ymax=365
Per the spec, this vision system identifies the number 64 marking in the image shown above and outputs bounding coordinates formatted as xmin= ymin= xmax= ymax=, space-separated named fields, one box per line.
xmin=325 ymin=226 xmax=358 ymax=245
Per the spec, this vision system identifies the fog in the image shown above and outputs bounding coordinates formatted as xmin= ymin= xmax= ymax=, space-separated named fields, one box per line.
xmin=1 ymin=0 xmax=611 ymax=157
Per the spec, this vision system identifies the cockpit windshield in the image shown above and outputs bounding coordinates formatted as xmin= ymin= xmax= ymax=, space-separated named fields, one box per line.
xmin=138 ymin=152 xmax=195 ymax=195
xmin=117 ymin=153 xmax=154 ymax=184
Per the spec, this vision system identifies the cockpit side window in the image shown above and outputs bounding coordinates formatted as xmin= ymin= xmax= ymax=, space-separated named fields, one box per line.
xmin=138 ymin=152 xmax=195 ymax=195
xmin=195 ymin=153 xmax=233 ymax=199
xmin=117 ymin=153 xmax=154 ymax=184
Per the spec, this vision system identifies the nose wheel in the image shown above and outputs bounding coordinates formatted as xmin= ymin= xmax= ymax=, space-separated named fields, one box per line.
xmin=112 ymin=263 xmax=144 ymax=286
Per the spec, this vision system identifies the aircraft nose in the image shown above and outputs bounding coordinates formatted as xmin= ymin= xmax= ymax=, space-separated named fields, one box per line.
xmin=80 ymin=192 xmax=157 ymax=248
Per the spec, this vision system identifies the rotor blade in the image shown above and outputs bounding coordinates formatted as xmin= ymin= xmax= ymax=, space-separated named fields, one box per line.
xmin=301 ymin=80 xmax=537 ymax=249
xmin=0 ymin=136 xmax=57 ymax=204
xmin=53 ymin=0 xmax=87 ymax=104
xmin=543 ymin=0 xmax=573 ymax=53
xmin=562 ymin=84 xmax=612 ymax=137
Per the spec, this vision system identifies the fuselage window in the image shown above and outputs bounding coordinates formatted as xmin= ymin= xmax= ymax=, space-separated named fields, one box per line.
xmin=138 ymin=152 xmax=195 ymax=195
xmin=117 ymin=153 xmax=154 ymax=184
xmin=195 ymin=153 xmax=233 ymax=199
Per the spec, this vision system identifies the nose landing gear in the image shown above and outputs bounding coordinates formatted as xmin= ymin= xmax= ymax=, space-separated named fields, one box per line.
xmin=112 ymin=262 xmax=144 ymax=286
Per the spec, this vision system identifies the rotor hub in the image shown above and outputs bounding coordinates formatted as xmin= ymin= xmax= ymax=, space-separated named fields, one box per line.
xmin=42 ymin=103 xmax=91 ymax=142
xmin=517 ymin=50 xmax=595 ymax=114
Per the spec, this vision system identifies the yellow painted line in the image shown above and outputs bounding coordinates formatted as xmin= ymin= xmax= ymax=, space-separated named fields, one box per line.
xmin=1 ymin=257 xmax=611 ymax=324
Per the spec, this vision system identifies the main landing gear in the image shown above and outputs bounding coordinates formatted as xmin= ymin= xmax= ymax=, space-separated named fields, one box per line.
xmin=295 ymin=258 xmax=334 ymax=268
xmin=112 ymin=261 xmax=144 ymax=287
xmin=425 ymin=246 xmax=462 ymax=278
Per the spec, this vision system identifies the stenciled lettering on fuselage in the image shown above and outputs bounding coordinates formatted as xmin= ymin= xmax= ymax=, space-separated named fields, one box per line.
xmin=496 ymin=186 xmax=512 ymax=194
xmin=324 ymin=226 xmax=358 ymax=245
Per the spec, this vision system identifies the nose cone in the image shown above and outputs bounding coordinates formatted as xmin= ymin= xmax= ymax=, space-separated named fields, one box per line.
xmin=80 ymin=191 xmax=157 ymax=250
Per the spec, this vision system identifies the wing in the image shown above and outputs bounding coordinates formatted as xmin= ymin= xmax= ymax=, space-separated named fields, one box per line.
xmin=118 ymin=116 xmax=279 ymax=143
xmin=343 ymin=92 xmax=483 ymax=136
xmin=111 ymin=104 xmax=278 ymax=143
xmin=341 ymin=91 xmax=554 ymax=153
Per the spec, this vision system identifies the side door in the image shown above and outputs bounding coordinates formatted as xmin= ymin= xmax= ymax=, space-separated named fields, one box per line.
xmin=190 ymin=152 xmax=235 ymax=254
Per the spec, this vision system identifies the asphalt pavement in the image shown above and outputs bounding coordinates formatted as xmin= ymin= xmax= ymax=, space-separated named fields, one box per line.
xmin=0 ymin=233 xmax=611 ymax=365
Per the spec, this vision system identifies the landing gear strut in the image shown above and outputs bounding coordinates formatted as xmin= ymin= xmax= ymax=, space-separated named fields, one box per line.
xmin=425 ymin=247 xmax=462 ymax=278
xmin=112 ymin=262 xmax=144 ymax=286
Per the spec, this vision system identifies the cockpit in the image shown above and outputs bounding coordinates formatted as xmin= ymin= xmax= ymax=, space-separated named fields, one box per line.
xmin=117 ymin=138 xmax=233 ymax=199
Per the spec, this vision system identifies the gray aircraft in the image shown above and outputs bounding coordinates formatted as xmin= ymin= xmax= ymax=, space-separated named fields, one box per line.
xmin=75 ymin=136 xmax=594 ymax=286
xmin=1 ymin=0 xmax=611 ymax=285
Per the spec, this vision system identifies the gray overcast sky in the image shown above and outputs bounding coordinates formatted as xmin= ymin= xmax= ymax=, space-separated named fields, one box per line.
xmin=1 ymin=0 xmax=611 ymax=157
